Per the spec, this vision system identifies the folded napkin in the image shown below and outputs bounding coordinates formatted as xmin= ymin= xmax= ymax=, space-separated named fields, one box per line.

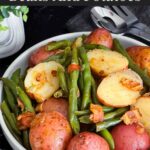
xmin=66 ymin=7 xmax=97 ymax=32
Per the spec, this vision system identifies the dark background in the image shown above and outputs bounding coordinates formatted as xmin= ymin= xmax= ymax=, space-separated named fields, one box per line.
xmin=0 ymin=6 xmax=150 ymax=149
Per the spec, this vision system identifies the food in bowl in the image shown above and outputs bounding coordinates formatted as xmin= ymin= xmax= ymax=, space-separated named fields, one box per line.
xmin=1 ymin=28 xmax=150 ymax=150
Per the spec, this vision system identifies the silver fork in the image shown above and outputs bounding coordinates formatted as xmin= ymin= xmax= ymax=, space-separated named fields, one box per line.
xmin=104 ymin=6 xmax=150 ymax=33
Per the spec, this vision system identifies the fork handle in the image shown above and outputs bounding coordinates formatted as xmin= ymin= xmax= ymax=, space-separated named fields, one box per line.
xmin=125 ymin=27 xmax=150 ymax=44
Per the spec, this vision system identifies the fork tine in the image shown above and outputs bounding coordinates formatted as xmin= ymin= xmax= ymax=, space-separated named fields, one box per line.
xmin=120 ymin=6 xmax=136 ymax=17
xmin=111 ymin=6 xmax=126 ymax=18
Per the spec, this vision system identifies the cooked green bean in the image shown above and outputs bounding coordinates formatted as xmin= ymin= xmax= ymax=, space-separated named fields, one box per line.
xmin=72 ymin=37 xmax=83 ymax=49
xmin=58 ymin=67 xmax=68 ymax=95
xmin=23 ymin=130 xmax=31 ymax=150
xmin=79 ymin=115 xmax=92 ymax=124
xmin=1 ymin=78 xmax=17 ymax=98
xmin=75 ymin=110 xmax=90 ymax=116
xmin=114 ymin=39 xmax=150 ymax=87
xmin=91 ymin=76 xmax=99 ymax=104
xmin=1 ymin=101 xmax=21 ymax=135
xmin=79 ymin=47 xmax=92 ymax=110
xmin=47 ymin=40 xmax=71 ymax=51
xmin=4 ymin=85 xmax=18 ymax=115
xmin=3 ymin=114 xmax=22 ymax=144
xmin=53 ymin=89 xmax=64 ymax=98
xmin=99 ymin=129 xmax=115 ymax=150
xmin=68 ymin=48 xmax=80 ymax=134
xmin=83 ymin=44 xmax=110 ymax=50
xmin=11 ymin=68 xmax=21 ymax=85
xmin=16 ymin=86 xmax=35 ymax=113
xmin=103 ymin=106 xmax=115 ymax=113
xmin=96 ymin=118 xmax=121 ymax=132
xmin=104 ymin=107 xmax=128 ymax=121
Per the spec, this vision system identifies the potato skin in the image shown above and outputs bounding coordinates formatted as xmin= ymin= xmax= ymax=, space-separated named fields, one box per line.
xmin=84 ymin=28 xmax=113 ymax=48
xmin=67 ymin=132 xmax=110 ymax=150
xmin=38 ymin=97 xmax=68 ymax=118
xmin=111 ymin=123 xmax=150 ymax=150
xmin=127 ymin=46 xmax=150 ymax=76
xmin=29 ymin=112 xmax=72 ymax=150
xmin=29 ymin=45 xmax=62 ymax=67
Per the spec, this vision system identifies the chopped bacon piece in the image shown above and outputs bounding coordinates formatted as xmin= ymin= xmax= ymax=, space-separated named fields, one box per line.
xmin=17 ymin=112 xmax=35 ymax=130
xmin=89 ymin=104 xmax=104 ymax=123
xmin=17 ymin=99 xmax=24 ymax=111
xmin=120 ymin=77 xmax=143 ymax=91
xmin=121 ymin=108 xmax=141 ymax=125
xmin=67 ymin=63 xmax=81 ymax=73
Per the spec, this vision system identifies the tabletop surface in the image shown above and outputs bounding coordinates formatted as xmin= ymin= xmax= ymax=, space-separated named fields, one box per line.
xmin=0 ymin=6 xmax=150 ymax=149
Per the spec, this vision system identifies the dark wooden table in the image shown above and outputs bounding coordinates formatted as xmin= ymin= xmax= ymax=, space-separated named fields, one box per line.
xmin=0 ymin=6 xmax=150 ymax=149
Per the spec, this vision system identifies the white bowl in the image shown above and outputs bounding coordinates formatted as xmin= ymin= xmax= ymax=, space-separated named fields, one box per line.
xmin=0 ymin=32 xmax=146 ymax=150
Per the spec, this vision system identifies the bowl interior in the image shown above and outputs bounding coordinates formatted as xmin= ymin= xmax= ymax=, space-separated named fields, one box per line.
xmin=0 ymin=32 xmax=146 ymax=150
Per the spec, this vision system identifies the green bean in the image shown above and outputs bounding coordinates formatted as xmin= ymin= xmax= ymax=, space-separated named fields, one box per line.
xmin=3 ymin=114 xmax=22 ymax=144
xmin=1 ymin=78 xmax=17 ymax=98
xmin=4 ymin=85 xmax=18 ymax=115
xmin=83 ymin=44 xmax=110 ymax=50
xmin=1 ymin=101 xmax=21 ymax=135
xmin=11 ymin=68 xmax=21 ymax=85
xmin=103 ymin=106 xmax=115 ymax=113
xmin=99 ymin=129 xmax=115 ymax=150
xmin=53 ymin=89 xmax=64 ymax=98
xmin=58 ymin=67 xmax=68 ymax=95
xmin=66 ymin=72 xmax=71 ymax=90
xmin=47 ymin=40 xmax=71 ymax=51
xmin=75 ymin=110 xmax=90 ymax=116
xmin=72 ymin=37 xmax=83 ymax=49
xmin=16 ymin=86 xmax=35 ymax=113
xmin=114 ymin=39 xmax=150 ymax=87
xmin=23 ymin=130 xmax=31 ymax=150
xmin=96 ymin=118 xmax=121 ymax=132
xmin=79 ymin=47 xmax=92 ymax=110
xmin=19 ymin=75 xmax=25 ymax=90
xmin=79 ymin=115 xmax=92 ymax=124
xmin=91 ymin=76 xmax=99 ymax=104
xmin=43 ymin=52 xmax=64 ymax=62
xmin=104 ymin=107 xmax=128 ymax=121
xmin=68 ymin=48 xmax=80 ymax=134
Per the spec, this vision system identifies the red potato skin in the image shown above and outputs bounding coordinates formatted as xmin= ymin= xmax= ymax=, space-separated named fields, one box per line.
xmin=42 ymin=98 xmax=68 ymax=118
xmin=29 ymin=45 xmax=62 ymax=67
xmin=29 ymin=112 xmax=72 ymax=150
xmin=111 ymin=123 xmax=150 ymax=150
xmin=67 ymin=132 xmax=110 ymax=150
xmin=84 ymin=28 xmax=113 ymax=49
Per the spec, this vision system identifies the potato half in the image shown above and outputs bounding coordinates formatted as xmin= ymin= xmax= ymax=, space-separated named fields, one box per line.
xmin=24 ymin=61 xmax=64 ymax=103
xmin=97 ymin=69 xmax=143 ymax=107
xmin=87 ymin=49 xmax=128 ymax=77
xmin=132 ymin=94 xmax=150 ymax=135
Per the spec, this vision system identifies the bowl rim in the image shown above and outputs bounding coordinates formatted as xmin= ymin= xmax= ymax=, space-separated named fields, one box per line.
xmin=0 ymin=31 xmax=147 ymax=150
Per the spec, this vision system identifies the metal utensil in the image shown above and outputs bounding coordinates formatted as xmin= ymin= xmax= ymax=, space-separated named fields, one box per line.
xmin=91 ymin=6 xmax=150 ymax=44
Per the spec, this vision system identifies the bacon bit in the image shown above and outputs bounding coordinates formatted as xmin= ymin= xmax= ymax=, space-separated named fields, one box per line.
xmin=121 ymin=108 xmax=141 ymax=125
xmin=17 ymin=112 xmax=35 ymax=130
xmin=135 ymin=123 xmax=145 ymax=134
xmin=89 ymin=104 xmax=104 ymax=123
xmin=51 ymin=70 xmax=57 ymax=77
xmin=67 ymin=64 xmax=81 ymax=73
xmin=120 ymin=77 xmax=143 ymax=91
xmin=17 ymin=99 xmax=24 ymax=111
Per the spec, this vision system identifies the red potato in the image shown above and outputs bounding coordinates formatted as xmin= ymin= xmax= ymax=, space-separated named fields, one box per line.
xmin=29 ymin=112 xmax=72 ymax=150
xmin=67 ymin=132 xmax=110 ymax=150
xmin=111 ymin=123 xmax=150 ymax=150
xmin=36 ymin=97 xmax=68 ymax=118
xmin=29 ymin=45 xmax=62 ymax=67
xmin=84 ymin=28 xmax=113 ymax=49
xmin=127 ymin=46 xmax=150 ymax=76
